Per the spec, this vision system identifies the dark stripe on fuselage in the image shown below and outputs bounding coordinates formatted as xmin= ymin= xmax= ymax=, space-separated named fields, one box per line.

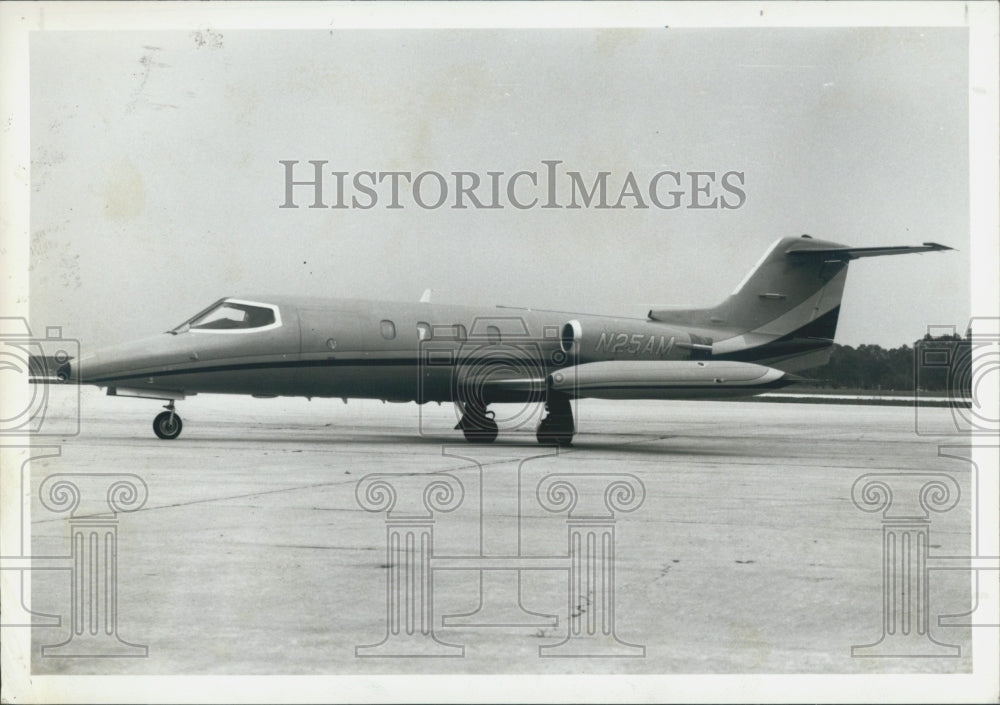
xmin=88 ymin=355 xmax=539 ymax=385
xmin=713 ymin=305 xmax=840 ymax=364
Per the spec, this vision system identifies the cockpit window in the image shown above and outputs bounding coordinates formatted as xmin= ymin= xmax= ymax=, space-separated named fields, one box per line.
xmin=171 ymin=299 xmax=280 ymax=334
xmin=191 ymin=303 xmax=275 ymax=330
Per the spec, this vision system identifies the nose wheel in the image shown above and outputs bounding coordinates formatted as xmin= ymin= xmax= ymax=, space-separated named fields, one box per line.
xmin=153 ymin=402 xmax=183 ymax=440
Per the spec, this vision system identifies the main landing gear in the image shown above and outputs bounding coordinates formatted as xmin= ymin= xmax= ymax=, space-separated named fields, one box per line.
xmin=455 ymin=395 xmax=576 ymax=446
xmin=153 ymin=401 xmax=183 ymax=440
xmin=455 ymin=404 xmax=499 ymax=444
xmin=536 ymin=392 xmax=575 ymax=446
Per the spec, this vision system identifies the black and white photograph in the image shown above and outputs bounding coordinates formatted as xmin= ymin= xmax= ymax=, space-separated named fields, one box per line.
xmin=2 ymin=2 xmax=998 ymax=702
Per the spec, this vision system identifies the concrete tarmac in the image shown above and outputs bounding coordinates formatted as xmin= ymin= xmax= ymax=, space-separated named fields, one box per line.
xmin=26 ymin=389 xmax=974 ymax=674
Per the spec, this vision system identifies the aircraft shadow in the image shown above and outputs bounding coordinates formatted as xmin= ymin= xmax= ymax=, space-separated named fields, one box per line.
xmin=84 ymin=428 xmax=770 ymax=457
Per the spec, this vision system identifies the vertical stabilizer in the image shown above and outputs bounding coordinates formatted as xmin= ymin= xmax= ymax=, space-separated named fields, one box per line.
xmin=648 ymin=235 xmax=952 ymax=371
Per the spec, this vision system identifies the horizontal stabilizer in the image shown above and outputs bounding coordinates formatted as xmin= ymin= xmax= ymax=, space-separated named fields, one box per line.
xmin=785 ymin=241 xmax=953 ymax=260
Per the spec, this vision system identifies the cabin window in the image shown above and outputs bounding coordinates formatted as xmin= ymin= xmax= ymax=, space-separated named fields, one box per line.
xmin=380 ymin=320 xmax=396 ymax=340
xmin=487 ymin=325 xmax=501 ymax=345
xmin=416 ymin=322 xmax=432 ymax=341
xmin=189 ymin=302 xmax=276 ymax=330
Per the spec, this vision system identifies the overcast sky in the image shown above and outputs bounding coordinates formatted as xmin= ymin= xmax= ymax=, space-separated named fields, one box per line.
xmin=30 ymin=27 xmax=970 ymax=350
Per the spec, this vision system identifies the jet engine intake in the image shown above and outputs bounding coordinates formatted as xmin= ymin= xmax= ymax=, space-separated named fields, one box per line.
xmin=560 ymin=319 xmax=582 ymax=355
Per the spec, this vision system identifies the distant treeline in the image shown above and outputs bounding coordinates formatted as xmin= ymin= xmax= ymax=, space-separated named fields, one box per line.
xmin=805 ymin=332 xmax=972 ymax=394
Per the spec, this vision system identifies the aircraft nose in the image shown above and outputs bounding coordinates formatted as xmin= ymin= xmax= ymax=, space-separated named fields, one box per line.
xmin=69 ymin=335 xmax=191 ymax=386
xmin=27 ymin=332 xmax=196 ymax=390
xmin=75 ymin=343 xmax=158 ymax=385
xmin=70 ymin=352 xmax=101 ymax=384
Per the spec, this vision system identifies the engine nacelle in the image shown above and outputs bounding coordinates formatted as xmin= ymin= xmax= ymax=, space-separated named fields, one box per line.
xmin=560 ymin=319 xmax=582 ymax=355
xmin=557 ymin=318 xmax=708 ymax=363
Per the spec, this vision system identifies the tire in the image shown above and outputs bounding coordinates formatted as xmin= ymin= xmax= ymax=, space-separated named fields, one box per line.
xmin=536 ymin=419 xmax=573 ymax=446
xmin=462 ymin=417 xmax=498 ymax=443
xmin=153 ymin=411 xmax=183 ymax=440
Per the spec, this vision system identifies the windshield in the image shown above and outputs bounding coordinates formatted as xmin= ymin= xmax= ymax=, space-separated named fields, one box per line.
xmin=171 ymin=299 xmax=280 ymax=334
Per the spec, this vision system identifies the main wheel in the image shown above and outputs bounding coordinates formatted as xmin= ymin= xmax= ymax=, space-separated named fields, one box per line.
xmin=536 ymin=418 xmax=573 ymax=446
xmin=461 ymin=416 xmax=498 ymax=443
xmin=153 ymin=411 xmax=183 ymax=440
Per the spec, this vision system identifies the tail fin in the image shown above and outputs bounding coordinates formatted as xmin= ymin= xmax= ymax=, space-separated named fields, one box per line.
xmin=648 ymin=235 xmax=952 ymax=372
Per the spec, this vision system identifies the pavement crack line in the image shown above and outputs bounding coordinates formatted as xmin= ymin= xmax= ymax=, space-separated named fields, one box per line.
xmin=32 ymin=479 xmax=362 ymax=524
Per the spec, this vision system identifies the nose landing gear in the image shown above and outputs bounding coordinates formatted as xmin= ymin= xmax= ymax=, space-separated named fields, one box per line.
xmin=153 ymin=401 xmax=183 ymax=440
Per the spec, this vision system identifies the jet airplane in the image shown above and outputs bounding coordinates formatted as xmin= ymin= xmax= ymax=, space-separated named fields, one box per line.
xmin=31 ymin=235 xmax=951 ymax=445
